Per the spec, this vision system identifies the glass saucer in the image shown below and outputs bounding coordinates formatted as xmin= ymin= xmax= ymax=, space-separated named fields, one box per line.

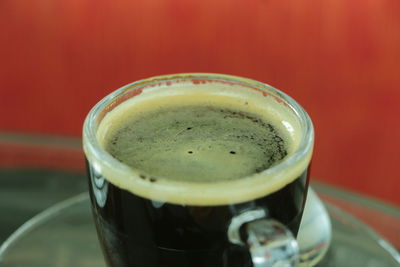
xmin=0 ymin=187 xmax=399 ymax=267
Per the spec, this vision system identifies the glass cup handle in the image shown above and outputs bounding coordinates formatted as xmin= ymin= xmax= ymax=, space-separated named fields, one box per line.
xmin=228 ymin=209 xmax=299 ymax=267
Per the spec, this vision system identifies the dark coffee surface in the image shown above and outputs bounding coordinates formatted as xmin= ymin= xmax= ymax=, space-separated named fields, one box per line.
xmin=104 ymin=105 xmax=288 ymax=183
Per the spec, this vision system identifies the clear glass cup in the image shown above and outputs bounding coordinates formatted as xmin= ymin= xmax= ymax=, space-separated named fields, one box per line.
xmin=83 ymin=73 xmax=314 ymax=267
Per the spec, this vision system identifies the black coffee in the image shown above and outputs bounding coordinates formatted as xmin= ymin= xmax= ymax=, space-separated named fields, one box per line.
xmin=89 ymin=168 xmax=309 ymax=267
xmin=87 ymin=79 xmax=311 ymax=267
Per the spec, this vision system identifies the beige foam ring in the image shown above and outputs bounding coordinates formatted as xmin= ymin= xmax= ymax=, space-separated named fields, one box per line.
xmin=86 ymin=79 xmax=312 ymax=205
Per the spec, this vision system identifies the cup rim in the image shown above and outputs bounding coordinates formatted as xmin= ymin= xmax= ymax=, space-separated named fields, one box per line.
xmin=83 ymin=73 xmax=314 ymax=205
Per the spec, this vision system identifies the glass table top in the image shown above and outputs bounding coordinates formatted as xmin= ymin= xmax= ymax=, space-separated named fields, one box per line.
xmin=0 ymin=133 xmax=399 ymax=266
xmin=0 ymin=186 xmax=399 ymax=267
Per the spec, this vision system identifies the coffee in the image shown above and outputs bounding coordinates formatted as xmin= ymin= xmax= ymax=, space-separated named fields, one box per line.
xmin=85 ymin=75 xmax=313 ymax=267
xmin=94 ymin=79 xmax=308 ymax=206
xmin=103 ymin=104 xmax=288 ymax=183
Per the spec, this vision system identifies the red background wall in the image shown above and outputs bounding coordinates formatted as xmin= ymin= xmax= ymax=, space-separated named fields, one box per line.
xmin=1 ymin=0 xmax=399 ymax=205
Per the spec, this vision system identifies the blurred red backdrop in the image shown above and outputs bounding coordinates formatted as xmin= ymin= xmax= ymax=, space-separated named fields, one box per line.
xmin=0 ymin=0 xmax=399 ymax=205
